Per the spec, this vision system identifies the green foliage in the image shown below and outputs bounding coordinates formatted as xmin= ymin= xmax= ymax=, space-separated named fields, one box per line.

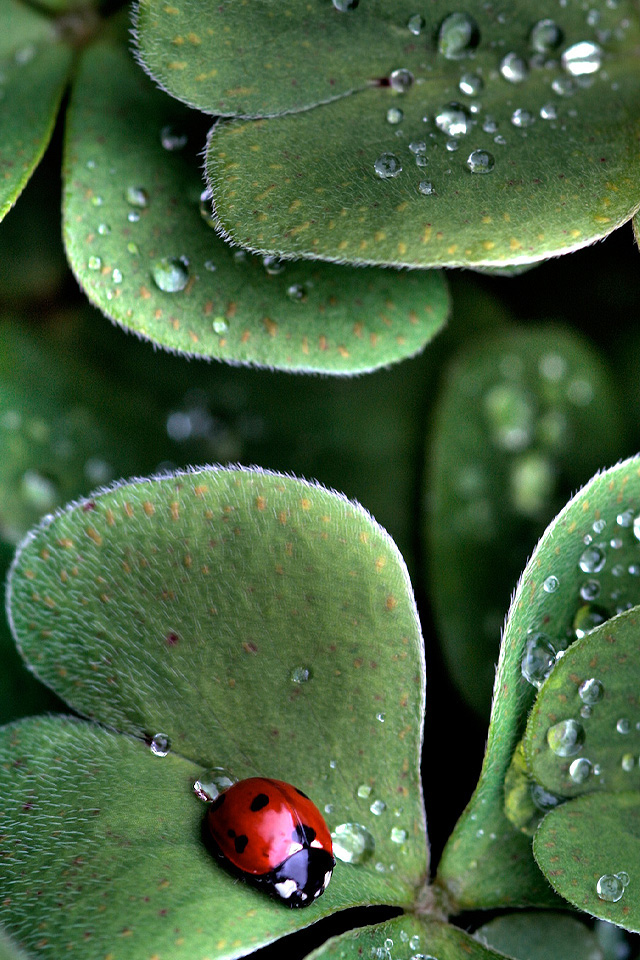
xmin=475 ymin=912 xmax=604 ymax=959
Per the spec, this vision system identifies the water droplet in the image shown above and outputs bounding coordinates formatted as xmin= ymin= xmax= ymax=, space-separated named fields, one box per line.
xmin=530 ymin=18 xmax=563 ymax=52
xmin=204 ymin=259 xmax=216 ymax=272
xmin=617 ymin=509 xmax=634 ymax=527
xmin=593 ymin=518 xmax=607 ymax=534
xmin=91 ymin=195 xmax=104 ymax=207
xmin=621 ymin=753 xmax=635 ymax=772
xmin=152 ymin=256 xmax=190 ymax=293
xmin=149 ymin=733 xmax=170 ymax=757
xmin=160 ymin=124 xmax=188 ymax=150
xmin=540 ymin=102 xmax=558 ymax=120
xmin=562 ymin=41 xmax=603 ymax=75
xmin=459 ymin=72 xmax=483 ymax=96
xmin=331 ymin=823 xmax=375 ymax=863
xmin=543 ymin=575 xmax=559 ymax=593
xmin=437 ymin=12 xmax=480 ymax=59
xmin=521 ymin=632 xmax=557 ymax=688
xmin=199 ymin=188 xmax=216 ymax=227
xmin=569 ymin=757 xmax=592 ymax=783
xmin=128 ymin=211 xmax=140 ymax=223
xmin=389 ymin=68 xmax=413 ymax=92
xmin=325 ymin=802 xmax=335 ymax=814
xmin=446 ymin=138 xmax=459 ymax=152
xmin=574 ymin=603 xmax=608 ymax=638
xmin=482 ymin=117 xmax=498 ymax=134
xmin=579 ymin=545 xmax=606 ymax=574
xmin=415 ymin=155 xmax=428 ymax=167
xmin=484 ymin=383 xmax=534 ymax=450
xmin=581 ymin=705 xmax=592 ymax=718
xmin=370 ymin=799 xmax=386 ymax=815
xmin=332 ymin=0 xmax=359 ymax=10
xmin=386 ymin=107 xmax=404 ymax=124
xmin=286 ymin=282 xmax=309 ymax=301
xmin=467 ymin=148 xmax=495 ymax=173
xmin=97 ymin=223 xmax=111 ymax=236
xmin=530 ymin=782 xmax=562 ymax=811
xmin=552 ymin=76 xmax=575 ymax=96
xmin=417 ymin=180 xmax=435 ymax=195
xmin=580 ymin=579 xmax=601 ymax=601
xmin=618 ymin=872 xmax=630 ymax=887
xmin=212 ymin=317 xmax=229 ymax=335
xmin=409 ymin=936 xmax=421 ymax=951
xmin=579 ymin=678 xmax=604 ymax=704
xmin=376 ymin=712 xmax=385 ymax=723
xmin=500 ymin=52 xmax=529 ymax=83
xmin=125 ymin=186 xmax=149 ymax=208
xmin=290 ymin=665 xmax=311 ymax=683
xmin=616 ymin=718 xmax=631 ymax=734
xmin=193 ymin=767 xmax=237 ymax=801
xmin=407 ymin=13 xmax=425 ymax=34
xmin=435 ymin=103 xmax=470 ymax=137
xmin=511 ymin=108 xmax=535 ymax=128
xmin=597 ymin=874 xmax=625 ymax=902
xmin=409 ymin=141 xmax=427 ymax=155
xmin=112 ymin=268 xmax=123 ymax=284
xmin=390 ymin=827 xmax=407 ymax=843
xmin=88 ymin=255 xmax=102 ymax=271
xmin=374 ymin=153 xmax=402 ymax=179
xmin=261 ymin=255 xmax=285 ymax=276
xmin=547 ymin=718 xmax=585 ymax=757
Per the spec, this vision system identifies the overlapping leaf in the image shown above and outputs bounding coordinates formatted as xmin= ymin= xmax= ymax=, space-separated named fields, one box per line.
xmin=4 ymin=467 xmax=427 ymax=956
xmin=134 ymin=0 xmax=639 ymax=266
xmin=475 ymin=912 xmax=604 ymax=959
xmin=64 ymin=32 xmax=448 ymax=373
xmin=425 ymin=325 xmax=624 ymax=715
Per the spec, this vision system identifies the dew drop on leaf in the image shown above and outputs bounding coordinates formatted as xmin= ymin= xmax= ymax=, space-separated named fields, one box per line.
xmin=547 ymin=718 xmax=585 ymax=757
xmin=193 ymin=767 xmax=237 ymax=802
xmin=578 ymin=678 xmax=604 ymax=704
xmin=212 ymin=317 xmax=229 ymax=335
xmin=459 ymin=72 xmax=483 ymax=96
xmin=389 ymin=68 xmax=414 ymax=92
xmin=569 ymin=757 xmax=592 ymax=783
xmin=417 ymin=180 xmax=435 ymax=195
xmin=125 ymin=186 xmax=149 ymax=208
xmin=500 ymin=52 xmax=529 ymax=83
xmin=331 ymin=822 xmax=375 ymax=863
xmin=561 ymin=41 xmax=603 ymax=76
xmin=407 ymin=13 xmax=425 ymax=35
xmin=386 ymin=107 xmax=404 ymax=125
xmin=616 ymin=718 xmax=631 ymax=734
xmin=149 ymin=733 xmax=170 ymax=756
xmin=435 ymin=103 xmax=470 ymax=137
xmin=521 ymin=632 xmax=557 ymax=688
xmin=263 ymin=255 xmax=285 ymax=275
xmin=529 ymin=18 xmax=563 ymax=52
xmin=437 ymin=12 xmax=480 ymax=59
xmin=370 ymin=799 xmax=387 ymax=815
xmin=466 ymin=148 xmax=495 ymax=173
xmin=374 ymin=153 xmax=402 ymax=179
xmin=578 ymin=545 xmax=606 ymax=574
xmin=332 ymin=0 xmax=359 ymax=10
xmin=573 ymin=603 xmax=609 ymax=638
xmin=290 ymin=665 xmax=311 ymax=683
xmin=152 ymin=257 xmax=190 ymax=293
xmin=597 ymin=874 xmax=626 ymax=902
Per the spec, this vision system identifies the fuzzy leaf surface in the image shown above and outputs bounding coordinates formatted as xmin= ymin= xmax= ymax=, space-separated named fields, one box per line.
xmin=534 ymin=792 xmax=640 ymax=932
xmin=437 ymin=456 xmax=640 ymax=910
xmin=0 ymin=715 xmax=416 ymax=960
xmin=475 ymin=912 xmax=604 ymax=959
xmin=196 ymin=0 xmax=640 ymax=267
xmin=7 ymin=467 xmax=427 ymax=902
xmin=425 ymin=325 xmax=623 ymax=716
xmin=64 ymin=35 xmax=448 ymax=373
xmin=0 ymin=0 xmax=71 ymax=220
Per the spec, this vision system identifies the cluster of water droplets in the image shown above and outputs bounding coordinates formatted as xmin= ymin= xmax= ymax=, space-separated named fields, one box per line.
xmin=597 ymin=871 xmax=629 ymax=903
xmin=370 ymin=932 xmax=436 ymax=960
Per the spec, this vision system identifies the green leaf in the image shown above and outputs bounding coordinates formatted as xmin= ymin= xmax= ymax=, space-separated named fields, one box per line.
xmin=305 ymin=915 xmax=511 ymax=960
xmin=0 ymin=0 xmax=72 ymax=220
xmin=0 ymin=926 xmax=32 ymax=960
xmin=475 ymin=911 xmax=604 ymax=960
xmin=7 ymin=467 xmax=427 ymax=900
xmin=64 ymin=34 xmax=448 ymax=373
xmin=189 ymin=0 xmax=640 ymax=267
xmin=534 ymin=792 xmax=640 ymax=932
xmin=438 ymin=455 xmax=640 ymax=910
xmin=425 ymin=324 xmax=624 ymax=716
xmin=0 ymin=714 xmax=406 ymax=960
xmin=525 ymin=604 xmax=640 ymax=797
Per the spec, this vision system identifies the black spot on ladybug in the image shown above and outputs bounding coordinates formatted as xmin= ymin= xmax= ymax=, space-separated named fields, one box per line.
xmin=209 ymin=793 xmax=225 ymax=812
xmin=250 ymin=793 xmax=269 ymax=812
xmin=292 ymin=824 xmax=316 ymax=845
xmin=234 ymin=834 xmax=249 ymax=854
xmin=227 ymin=828 xmax=236 ymax=838
xmin=295 ymin=787 xmax=310 ymax=800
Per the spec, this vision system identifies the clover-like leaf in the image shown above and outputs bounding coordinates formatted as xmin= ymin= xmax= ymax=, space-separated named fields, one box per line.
xmin=305 ymin=914 xmax=510 ymax=960
xmin=64 ymin=31 xmax=448 ymax=373
xmin=7 ymin=468 xmax=427 ymax=917
xmin=134 ymin=0 xmax=637 ymax=266
xmin=0 ymin=0 xmax=72 ymax=220
xmin=425 ymin=324 xmax=623 ymax=716
xmin=534 ymin=792 xmax=640 ymax=932
xmin=437 ymin=455 xmax=640 ymax=910
xmin=475 ymin=911 xmax=604 ymax=959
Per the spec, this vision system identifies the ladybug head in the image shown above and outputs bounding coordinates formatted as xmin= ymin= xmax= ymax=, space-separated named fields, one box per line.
xmin=268 ymin=847 xmax=335 ymax=908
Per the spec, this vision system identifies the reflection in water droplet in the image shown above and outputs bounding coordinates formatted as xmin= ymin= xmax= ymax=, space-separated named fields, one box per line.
xmin=435 ymin=103 xmax=470 ymax=137
xmin=150 ymin=733 xmax=170 ymax=757
xmin=290 ymin=666 xmax=311 ymax=683
xmin=407 ymin=13 xmax=425 ymax=34
xmin=500 ymin=52 xmax=529 ymax=83
xmin=112 ymin=268 xmax=123 ymax=284
xmin=569 ymin=757 xmax=592 ymax=783
xmin=578 ymin=677 xmax=604 ymax=704
xmin=467 ymin=149 xmax=495 ymax=173
xmin=573 ymin=603 xmax=608 ymax=638
xmin=193 ymin=767 xmax=237 ymax=801
xmin=160 ymin=125 xmax=188 ymax=150
xmin=125 ymin=186 xmax=149 ymax=208
xmin=152 ymin=257 xmax=190 ymax=293
xmin=459 ymin=73 xmax=483 ymax=96
xmin=530 ymin=18 xmax=563 ymax=52
xmin=521 ymin=632 xmax=557 ymax=688
xmin=437 ymin=12 xmax=479 ymax=59
xmin=389 ymin=68 xmax=414 ymax=92
xmin=579 ymin=545 xmax=606 ymax=574
xmin=370 ymin=799 xmax=386 ymax=815
xmin=374 ymin=153 xmax=402 ymax=179
xmin=331 ymin=822 xmax=375 ymax=863
xmin=597 ymin=874 xmax=625 ymax=902
xmin=562 ymin=41 xmax=603 ymax=75
xmin=547 ymin=718 xmax=585 ymax=757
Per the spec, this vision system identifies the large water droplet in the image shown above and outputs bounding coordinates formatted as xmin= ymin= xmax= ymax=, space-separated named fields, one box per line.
xmin=529 ymin=18 xmax=563 ymax=52
xmin=579 ymin=678 xmax=604 ymax=704
xmin=569 ymin=757 xmax=592 ymax=783
xmin=579 ymin=545 xmax=606 ymax=574
xmin=193 ymin=767 xmax=237 ymax=801
xmin=574 ymin=603 xmax=609 ymax=638
xmin=547 ymin=719 xmax=585 ymax=757
xmin=331 ymin=823 xmax=375 ymax=863
xmin=561 ymin=41 xmax=603 ymax=75
xmin=597 ymin=874 xmax=625 ymax=902
xmin=125 ymin=186 xmax=149 ymax=208
xmin=435 ymin=103 xmax=470 ymax=137
xmin=152 ymin=256 xmax=190 ymax=293
xmin=467 ymin=149 xmax=495 ymax=173
xmin=389 ymin=68 xmax=414 ymax=92
xmin=521 ymin=632 xmax=557 ymax=688
xmin=500 ymin=52 xmax=529 ymax=83
xmin=437 ymin=12 xmax=480 ymax=59
xmin=149 ymin=733 xmax=170 ymax=757
xmin=374 ymin=153 xmax=402 ymax=179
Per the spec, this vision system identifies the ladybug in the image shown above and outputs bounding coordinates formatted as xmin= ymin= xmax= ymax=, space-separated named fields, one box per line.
xmin=206 ymin=777 xmax=335 ymax=907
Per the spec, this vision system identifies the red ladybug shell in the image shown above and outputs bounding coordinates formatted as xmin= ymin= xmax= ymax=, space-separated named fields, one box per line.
xmin=206 ymin=777 xmax=335 ymax=907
